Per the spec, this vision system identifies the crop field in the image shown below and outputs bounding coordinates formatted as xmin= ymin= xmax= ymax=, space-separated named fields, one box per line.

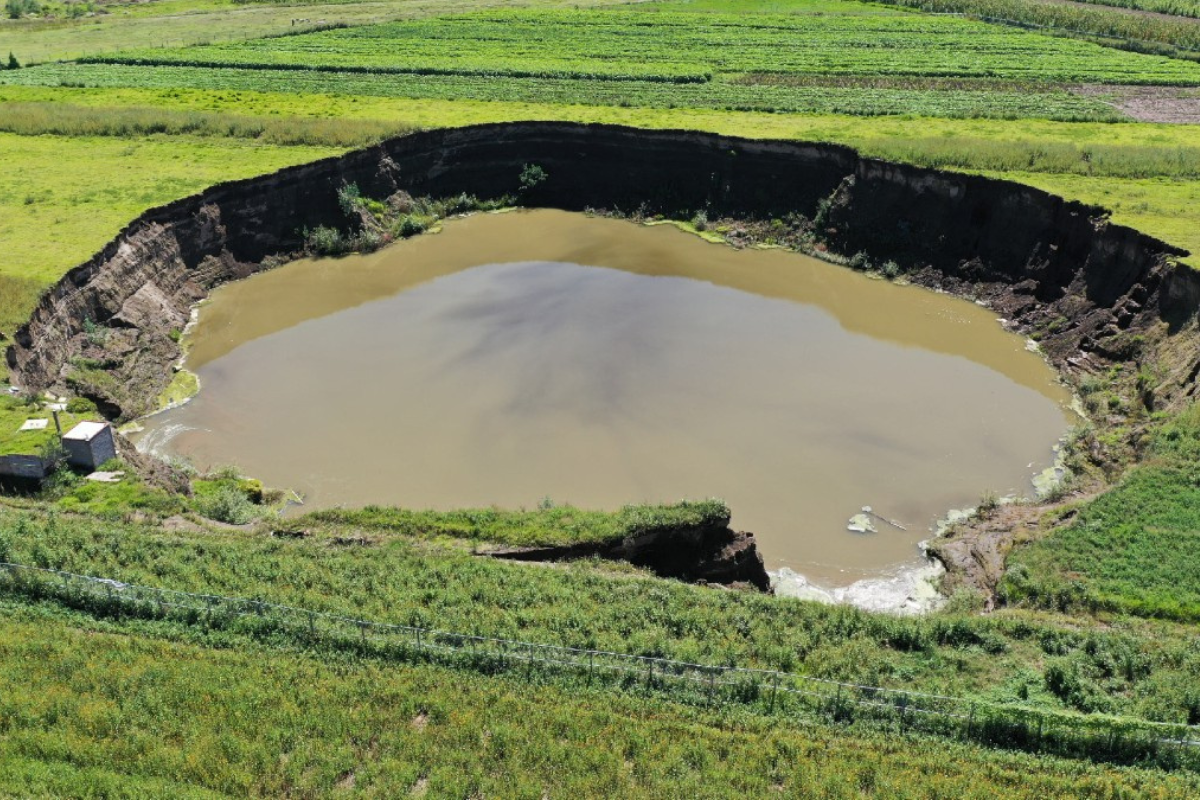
xmin=5 ymin=607 xmax=1198 ymax=797
xmin=0 ymin=0 xmax=637 ymax=65
xmin=81 ymin=10 xmax=1200 ymax=84
xmin=6 ymin=7 xmax=1198 ymax=124
xmin=3 ymin=503 xmax=1200 ymax=726
xmin=1 ymin=62 xmax=1125 ymax=121
xmin=876 ymin=0 xmax=1200 ymax=53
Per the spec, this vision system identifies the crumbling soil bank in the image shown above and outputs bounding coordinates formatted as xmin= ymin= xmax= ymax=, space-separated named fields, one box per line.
xmin=8 ymin=122 xmax=1200 ymax=595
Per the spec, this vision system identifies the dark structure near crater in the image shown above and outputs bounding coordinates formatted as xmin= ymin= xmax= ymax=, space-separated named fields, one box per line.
xmin=7 ymin=122 xmax=1200 ymax=589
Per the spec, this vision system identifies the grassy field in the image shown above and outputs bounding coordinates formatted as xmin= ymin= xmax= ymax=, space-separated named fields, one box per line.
xmin=1003 ymin=403 xmax=1200 ymax=622
xmin=4 ymin=606 xmax=1197 ymax=797
xmin=0 ymin=394 xmax=100 ymax=457
xmin=2 ymin=501 xmax=1200 ymax=726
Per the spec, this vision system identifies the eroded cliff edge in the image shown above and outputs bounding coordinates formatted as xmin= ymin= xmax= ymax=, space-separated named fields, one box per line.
xmin=7 ymin=122 xmax=1200 ymax=595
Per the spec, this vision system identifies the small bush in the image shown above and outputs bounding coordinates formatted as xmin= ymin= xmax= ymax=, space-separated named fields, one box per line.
xmin=65 ymin=397 xmax=97 ymax=414
xmin=519 ymin=163 xmax=548 ymax=191
xmin=304 ymin=226 xmax=345 ymax=256
xmin=197 ymin=484 xmax=259 ymax=525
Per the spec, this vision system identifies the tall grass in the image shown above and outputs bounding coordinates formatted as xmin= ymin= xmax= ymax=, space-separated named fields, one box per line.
xmin=859 ymin=137 xmax=1200 ymax=180
xmin=0 ymin=101 xmax=410 ymax=147
xmin=4 ymin=606 xmax=1196 ymax=797
xmin=2 ymin=505 xmax=1200 ymax=726
xmin=1004 ymin=403 xmax=1200 ymax=621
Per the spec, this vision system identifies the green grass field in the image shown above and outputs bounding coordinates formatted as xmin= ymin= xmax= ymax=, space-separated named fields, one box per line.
xmin=5 ymin=605 xmax=1197 ymax=797
xmin=3 ymin=501 xmax=1200 ymax=726
xmin=1004 ymin=403 xmax=1200 ymax=622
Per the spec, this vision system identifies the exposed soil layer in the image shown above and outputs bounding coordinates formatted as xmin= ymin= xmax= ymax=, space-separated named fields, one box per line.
xmin=487 ymin=518 xmax=771 ymax=592
xmin=7 ymin=121 xmax=1200 ymax=594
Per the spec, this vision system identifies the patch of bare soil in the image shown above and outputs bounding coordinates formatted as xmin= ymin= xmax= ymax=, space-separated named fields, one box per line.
xmin=1073 ymin=84 xmax=1200 ymax=123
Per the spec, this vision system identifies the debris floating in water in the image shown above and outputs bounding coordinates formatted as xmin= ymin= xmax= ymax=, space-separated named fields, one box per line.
xmin=847 ymin=513 xmax=877 ymax=534
xmin=858 ymin=506 xmax=908 ymax=531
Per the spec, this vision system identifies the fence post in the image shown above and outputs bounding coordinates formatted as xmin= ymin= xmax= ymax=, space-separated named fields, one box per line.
xmin=708 ymin=667 xmax=716 ymax=705
xmin=588 ymin=651 xmax=594 ymax=685
xmin=898 ymin=694 xmax=909 ymax=734
xmin=416 ymin=627 xmax=422 ymax=653
xmin=770 ymin=672 xmax=778 ymax=713
xmin=833 ymin=683 xmax=843 ymax=721
xmin=646 ymin=659 xmax=653 ymax=693
xmin=967 ymin=703 xmax=976 ymax=741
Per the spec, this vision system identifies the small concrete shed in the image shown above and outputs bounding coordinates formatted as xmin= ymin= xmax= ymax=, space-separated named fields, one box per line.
xmin=62 ymin=421 xmax=117 ymax=471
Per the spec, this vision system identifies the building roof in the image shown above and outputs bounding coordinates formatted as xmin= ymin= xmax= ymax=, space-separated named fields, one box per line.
xmin=63 ymin=421 xmax=111 ymax=442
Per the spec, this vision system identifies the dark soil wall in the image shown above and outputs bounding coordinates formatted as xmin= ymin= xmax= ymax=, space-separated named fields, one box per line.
xmin=7 ymin=122 xmax=1199 ymax=421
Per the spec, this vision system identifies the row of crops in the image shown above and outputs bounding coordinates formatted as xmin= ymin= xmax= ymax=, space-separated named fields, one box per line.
xmin=0 ymin=63 xmax=1124 ymax=121
xmin=7 ymin=5 xmax=1200 ymax=122
xmin=83 ymin=10 xmax=1200 ymax=85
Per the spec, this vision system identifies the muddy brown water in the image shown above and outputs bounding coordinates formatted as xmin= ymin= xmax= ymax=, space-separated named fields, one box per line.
xmin=134 ymin=210 xmax=1074 ymax=585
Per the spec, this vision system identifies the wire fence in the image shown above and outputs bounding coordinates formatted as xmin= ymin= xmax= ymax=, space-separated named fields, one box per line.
xmin=2 ymin=560 xmax=1199 ymax=771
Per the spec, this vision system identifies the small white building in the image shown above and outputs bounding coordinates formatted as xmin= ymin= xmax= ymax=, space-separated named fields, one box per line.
xmin=62 ymin=421 xmax=117 ymax=471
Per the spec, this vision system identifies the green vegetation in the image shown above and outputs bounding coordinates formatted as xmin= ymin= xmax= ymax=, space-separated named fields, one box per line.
xmin=2 ymin=61 xmax=1123 ymax=120
xmin=4 ymin=609 xmax=1196 ymax=797
xmin=15 ymin=5 xmax=1200 ymax=121
xmin=0 ymin=99 xmax=410 ymax=144
xmin=306 ymin=187 xmax=512 ymax=255
xmin=876 ymin=0 xmax=1200 ymax=55
xmin=85 ymin=9 xmax=1200 ymax=84
xmin=2 ymin=504 xmax=1200 ymax=730
xmin=309 ymin=498 xmax=731 ymax=548
xmin=1004 ymin=403 xmax=1200 ymax=622
xmin=0 ymin=0 xmax=635 ymax=65
xmin=0 ymin=393 xmax=98 ymax=457
xmin=0 ymin=131 xmax=337 ymax=379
